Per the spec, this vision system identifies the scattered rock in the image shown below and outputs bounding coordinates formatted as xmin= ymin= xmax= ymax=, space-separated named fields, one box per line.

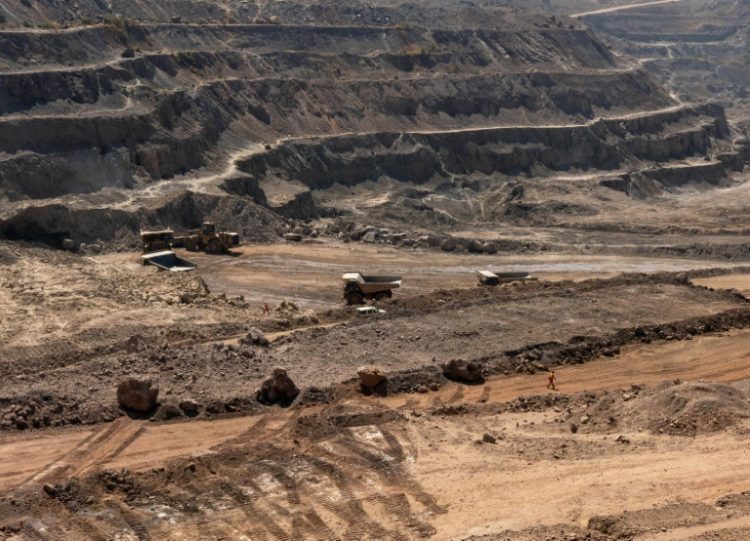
xmin=256 ymin=368 xmax=300 ymax=405
xmin=121 ymin=48 xmax=135 ymax=58
xmin=482 ymin=433 xmax=497 ymax=444
xmin=117 ymin=379 xmax=159 ymax=413
xmin=482 ymin=242 xmax=498 ymax=254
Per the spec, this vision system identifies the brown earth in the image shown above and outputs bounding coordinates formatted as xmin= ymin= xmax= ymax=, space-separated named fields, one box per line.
xmin=3 ymin=0 xmax=750 ymax=539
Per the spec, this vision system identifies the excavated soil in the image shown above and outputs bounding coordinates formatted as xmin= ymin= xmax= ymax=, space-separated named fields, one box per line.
xmin=4 ymin=0 xmax=750 ymax=539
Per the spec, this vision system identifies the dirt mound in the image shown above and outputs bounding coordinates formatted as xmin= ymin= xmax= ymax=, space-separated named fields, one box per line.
xmin=294 ymin=403 xmax=403 ymax=440
xmin=573 ymin=381 xmax=750 ymax=436
xmin=639 ymin=381 xmax=750 ymax=436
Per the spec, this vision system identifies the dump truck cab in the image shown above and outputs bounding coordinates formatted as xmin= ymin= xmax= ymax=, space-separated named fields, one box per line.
xmin=140 ymin=229 xmax=175 ymax=253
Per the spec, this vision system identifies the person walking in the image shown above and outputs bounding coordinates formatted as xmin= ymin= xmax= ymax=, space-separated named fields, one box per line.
xmin=546 ymin=370 xmax=556 ymax=391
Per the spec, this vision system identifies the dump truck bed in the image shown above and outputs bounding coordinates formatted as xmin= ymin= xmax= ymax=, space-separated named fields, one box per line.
xmin=477 ymin=270 xmax=535 ymax=285
xmin=141 ymin=250 xmax=197 ymax=272
xmin=342 ymin=273 xmax=402 ymax=294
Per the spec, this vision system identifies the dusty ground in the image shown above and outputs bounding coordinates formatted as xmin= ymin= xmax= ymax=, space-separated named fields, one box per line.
xmin=2 ymin=0 xmax=750 ymax=539
xmin=3 ymin=236 xmax=750 ymax=539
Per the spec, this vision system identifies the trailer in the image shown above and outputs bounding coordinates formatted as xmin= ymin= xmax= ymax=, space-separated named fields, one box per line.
xmin=141 ymin=250 xmax=197 ymax=272
xmin=342 ymin=273 xmax=401 ymax=305
xmin=476 ymin=270 xmax=535 ymax=286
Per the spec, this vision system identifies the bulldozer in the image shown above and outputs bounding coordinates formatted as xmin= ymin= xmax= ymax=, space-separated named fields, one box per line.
xmin=174 ymin=222 xmax=240 ymax=254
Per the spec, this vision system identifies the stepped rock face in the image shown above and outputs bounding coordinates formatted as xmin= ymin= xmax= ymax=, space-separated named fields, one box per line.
xmin=0 ymin=0 xmax=744 ymax=246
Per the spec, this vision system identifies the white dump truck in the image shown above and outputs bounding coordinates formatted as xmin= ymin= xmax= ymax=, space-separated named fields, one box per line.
xmin=476 ymin=270 xmax=535 ymax=286
xmin=342 ymin=273 xmax=402 ymax=305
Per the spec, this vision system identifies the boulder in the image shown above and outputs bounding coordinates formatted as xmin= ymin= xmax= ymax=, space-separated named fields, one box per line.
xmin=256 ymin=368 xmax=300 ymax=405
xmin=117 ymin=379 xmax=159 ymax=412
xmin=154 ymin=403 xmax=183 ymax=420
xmin=467 ymin=239 xmax=484 ymax=253
xmin=179 ymin=399 xmax=201 ymax=416
xmin=443 ymin=359 xmax=484 ymax=383
xmin=440 ymin=238 xmax=457 ymax=252
xmin=241 ymin=328 xmax=269 ymax=347
xmin=482 ymin=242 xmax=498 ymax=254
xmin=362 ymin=230 xmax=379 ymax=243
xmin=357 ymin=366 xmax=387 ymax=394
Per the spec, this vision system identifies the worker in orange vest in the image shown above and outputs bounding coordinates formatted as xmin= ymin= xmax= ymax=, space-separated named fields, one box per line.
xmin=546 ymin=370 xmax=556 ymax=391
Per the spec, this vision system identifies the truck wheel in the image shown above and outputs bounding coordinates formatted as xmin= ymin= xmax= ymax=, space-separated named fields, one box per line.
xmin=346 ymin=292 xmax=364 ymax=306
xmin=207 ymin=238 xmax=222 ymax=254
xmin=374 ymin=291 xmax=390 ymax=302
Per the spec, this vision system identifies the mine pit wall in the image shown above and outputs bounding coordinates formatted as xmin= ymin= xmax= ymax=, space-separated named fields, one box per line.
xmin=0 ymin=192 xmax=284 ymax=247
xmin=238 ymin=104 xmax=731 ymax=192
xmin=0 ymin=70 xmax=672 ymax=201
xmin=0 ymin=23 xmax=658 ymax=203
xmin=602 ymin=161 xmax=730 ymax=197
xmin=0 ymin=104 xmax=738 ymax=245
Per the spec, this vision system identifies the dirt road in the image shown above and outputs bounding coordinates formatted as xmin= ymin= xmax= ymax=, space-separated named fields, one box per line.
xmin=4 ymin=327 xmax=750 ymax=495
xmin=178 ymin=242 xmax=739 ymax=308
xmin=572 ymin=0 xmax=684 ymax=18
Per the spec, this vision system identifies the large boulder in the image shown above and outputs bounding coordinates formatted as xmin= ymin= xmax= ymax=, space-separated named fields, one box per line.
xmin=117 ymin=379 xmax=159 ymax=412
xmin=240 ymin=328 xmax=269 ymax=347
xmin=357 ymin=366 xmax=387 ymax=394
xmin=482 ymin=242 xmax=498 ymax=254
xmin=467 ymin=239 xmax=484 ymax=253
xmin=256 ymin=368 xmax=300 ymax=405
xmin=443 ymin=359 xmax=484 ymax=383
xmin=440 ymin=238 xmax=457 ymax=252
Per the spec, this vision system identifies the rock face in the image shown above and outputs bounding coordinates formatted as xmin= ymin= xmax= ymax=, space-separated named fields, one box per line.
xmin=117 ymin=379 xmax=159 ymax=412
xmin=256 ymin=368 xmax=300 ymax=405
xmin=357 ymin=366 xmax=388 ymax=394
xmin=443 ymin=359 xmax=484 ymax=383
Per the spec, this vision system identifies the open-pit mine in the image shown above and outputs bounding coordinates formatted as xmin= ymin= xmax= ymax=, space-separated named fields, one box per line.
xmin=2 ymin=0 xmax=750 ymax=540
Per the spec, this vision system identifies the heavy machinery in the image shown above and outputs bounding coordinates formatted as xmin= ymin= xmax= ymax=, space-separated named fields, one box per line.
xmin=175 ymin=222 xmax=240 ymax=254
xmin=476 ymin=270 xmax=536 ymax=286
xmin=342 ymin=273 xmax=402 ymax=305
xmin=140 ymin=229 xmax=175 ymax=253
